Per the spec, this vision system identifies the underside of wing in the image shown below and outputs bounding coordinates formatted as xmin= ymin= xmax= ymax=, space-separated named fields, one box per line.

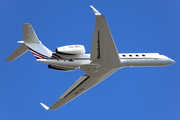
xmin=42 ymin=67 xmax=118 ymax=110
xmin=90 ymin=6 xmax=121 ymax=68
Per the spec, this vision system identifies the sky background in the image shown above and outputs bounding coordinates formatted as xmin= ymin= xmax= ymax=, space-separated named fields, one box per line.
xmin=1 ymin=0 xmax=180 ymax=120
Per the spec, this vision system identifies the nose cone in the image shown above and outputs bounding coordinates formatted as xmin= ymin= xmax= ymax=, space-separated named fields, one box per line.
xmin=161 ymin=58 xmax=175 ymax=66
xmin=169 ymin=59 xmax=175 ymax=65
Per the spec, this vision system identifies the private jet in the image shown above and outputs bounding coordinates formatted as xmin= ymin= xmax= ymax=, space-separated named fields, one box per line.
xmin=6 ymin=6 xmax=175 ymax=110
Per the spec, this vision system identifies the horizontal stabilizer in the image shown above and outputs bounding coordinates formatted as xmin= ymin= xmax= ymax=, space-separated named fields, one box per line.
xmin=40 ymin=103 xmax=49 ymax=110
xmin=6 ymin=44 xmax=28 ymax=61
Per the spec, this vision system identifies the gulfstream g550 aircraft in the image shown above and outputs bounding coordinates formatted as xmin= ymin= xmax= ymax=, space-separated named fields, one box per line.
xmin=6 ymin=6 xmax=175 ymax=110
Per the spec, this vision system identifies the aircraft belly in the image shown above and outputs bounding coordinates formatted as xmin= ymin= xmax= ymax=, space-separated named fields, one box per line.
xmin=37 ymin=59 xmax=91 ymax=67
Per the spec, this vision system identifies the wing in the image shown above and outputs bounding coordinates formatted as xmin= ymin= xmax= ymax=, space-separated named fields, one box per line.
xmin=90 ymin=6 xmax=121 ymax=68
xmin=40 ymin=6 xmax=121 ymax=110
xmin=41 ymin=67 xmax=119 ymax=110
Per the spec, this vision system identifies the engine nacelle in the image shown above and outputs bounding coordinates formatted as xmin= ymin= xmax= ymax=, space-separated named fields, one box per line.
xmin=56 ymin=45 xmax=85 ymax=55
xmin=48 ymin=65 xmax=77 ymax=71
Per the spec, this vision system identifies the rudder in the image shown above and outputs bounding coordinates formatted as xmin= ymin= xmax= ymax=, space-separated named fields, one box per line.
xmin=6 ymin=24 xmax=53 ymax=61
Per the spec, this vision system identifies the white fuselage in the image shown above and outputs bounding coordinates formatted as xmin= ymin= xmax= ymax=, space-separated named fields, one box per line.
xmin=37 ymin=53 xmax=175 ymax=68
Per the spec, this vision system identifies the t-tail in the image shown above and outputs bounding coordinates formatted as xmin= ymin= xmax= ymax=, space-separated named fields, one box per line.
xmin=6 ymin=24 xmax=53 ymax=61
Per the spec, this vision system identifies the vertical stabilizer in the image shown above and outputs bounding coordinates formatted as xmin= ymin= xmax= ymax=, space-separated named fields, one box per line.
xmin=23 ymin=24 xmax=40 ymax=43
xmin=23 ymin=24 xmax=53 ymax=59
xmin=6 ymin=24 xmax=53 ymax=61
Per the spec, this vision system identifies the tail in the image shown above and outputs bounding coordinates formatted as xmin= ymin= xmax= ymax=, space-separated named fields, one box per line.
xmin=6 ymin=24 xmax=53 ymax=61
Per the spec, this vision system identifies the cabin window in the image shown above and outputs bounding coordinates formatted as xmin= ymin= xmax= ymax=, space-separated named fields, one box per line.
xmin=142 ymin=54 xmax=145 ymax=57
xmin=136 ymin=54 xmax=139 ymax=57
xmin=122 ymin=55 xmax=126 ymax=57
xmin=129 ymin=55 xmax=132 ymax=57
xmin=68 ymin=59 xmax=74 ymax=62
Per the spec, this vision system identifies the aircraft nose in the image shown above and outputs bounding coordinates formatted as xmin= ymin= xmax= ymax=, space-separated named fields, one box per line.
xmin=169 ymin=59 xmax=175 ymax=64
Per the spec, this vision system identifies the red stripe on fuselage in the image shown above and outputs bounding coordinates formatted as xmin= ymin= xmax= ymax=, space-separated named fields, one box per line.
xmin=31 ymin=51 xmax=43 ymax=58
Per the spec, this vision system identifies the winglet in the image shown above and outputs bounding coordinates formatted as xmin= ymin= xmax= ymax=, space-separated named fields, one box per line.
xmin=40 ymin=103 xmax=49 ymax=110
xmin=90 ymin=5 xmax=101 ymax=15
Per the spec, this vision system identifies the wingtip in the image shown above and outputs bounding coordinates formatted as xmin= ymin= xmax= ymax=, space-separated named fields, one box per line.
xmin=90 ymin=5 xmax=101 ymax=15
xmin=40 ymin=103 xmax=49 ymax=110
